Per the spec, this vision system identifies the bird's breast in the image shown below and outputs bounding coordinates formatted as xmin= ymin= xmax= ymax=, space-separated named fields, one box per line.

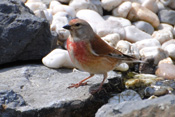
xmin=67 ymin=38 xmax=93 ymax=63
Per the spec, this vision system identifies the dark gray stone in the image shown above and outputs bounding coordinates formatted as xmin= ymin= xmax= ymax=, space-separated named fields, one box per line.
xmin=0 ymin=90 xmax=26 ymax=108
xmin=0 ymin=0 xmax=53 ymax=65
xmin=133 ymin=21 xmax=154 ymax=35
xmin=158 ymin=9 xmax=175 ymax=25
xmin=95 ymin=94 xmax=175 ymax=117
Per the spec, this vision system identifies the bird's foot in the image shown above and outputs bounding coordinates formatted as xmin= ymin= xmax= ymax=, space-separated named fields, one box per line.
xmin=68 ymin=82 xmax=88 ymax=88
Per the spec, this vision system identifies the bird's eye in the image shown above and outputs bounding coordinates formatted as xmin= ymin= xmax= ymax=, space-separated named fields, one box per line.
xmin=75 ymin=23 xmax=80 ymax=27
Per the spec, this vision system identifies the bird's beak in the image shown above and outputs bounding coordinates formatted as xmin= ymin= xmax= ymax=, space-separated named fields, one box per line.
xmin=63 ymin=24 xmax=71 ymax=30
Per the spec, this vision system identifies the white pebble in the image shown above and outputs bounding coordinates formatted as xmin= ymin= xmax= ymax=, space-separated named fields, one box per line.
xmin=134 ymin=39 xmax=161 ymax=51
xmin=116 ymin=40 xmax=140 ymax=58
xmin=139 ymin=47 xmax=168 ymax=64
xmin=49 ymin=1 xmax=61 ymax=10
xmin=158 ymin=23 xmax=174 ymax=34
xmin=52 ymin=5 xmax=76 ymax=18
xmin=43 ymin=9 xmax=53 ymax=24
xmin=96 ymin=20 xmax=125 ymax=39
xmin=42 ymin=49 xmax=74 ymax=68
xmin=142 ymin=0 xmax=158 ymax=13
xmin=69 ymin=0 xmax=103 ymax=15
xmin=115 ymin=63 xmax=129 ymax=72
xmin=124 ymin=25 xmax=152 ymax=43
xmin=102 ymin=33 xmax=120 ymax=47
xmin=103 ymin=15 xmax=131 ymax=27
xmin=76 ymin=9 xmax=104 ymax=32
xmin=162 ymin=39 xmax=175 ymax=49
xmin=152 ymin=29 xmax=173 ymax=44
xmin=25 ymin=2 xmax=47 ymax=11
xmin=51 ymin=16 xmax=69 ymax=40
xmin=164 ymin=44 xmax=175 ymax=60
xmin=101 ymin=0 xmax=123 ymax=11
xmin=112 ymin=1 xmax=132 ymax=18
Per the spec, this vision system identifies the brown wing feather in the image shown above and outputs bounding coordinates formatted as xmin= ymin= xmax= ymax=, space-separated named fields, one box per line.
xmin=90 ymin=34 xmax=123 ymax=55
xmin=90 ymin=33 xmax=135 ymax=60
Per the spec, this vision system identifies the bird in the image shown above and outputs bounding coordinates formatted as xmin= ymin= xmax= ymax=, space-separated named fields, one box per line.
xmin=63 ymin=18 xmax=138 ymax=93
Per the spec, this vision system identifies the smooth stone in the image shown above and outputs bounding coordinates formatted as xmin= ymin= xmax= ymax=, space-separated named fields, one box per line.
xmin=152 ymin=29 xmax=173 ymax=44
xmin=124 ymin=25 xmax=152 ymax=43
xmin=42 ymin=49 xmax=74 ymax=68
xmin=142 ymin=0 xmax=158 ymax=13
xmin=108 ymin=90 xmax=142 ymax=104
xmin=43 ymin=9 xmax=53 ymax=24
xmin=34 ymin=9 xmax=53 ymax=24
xmin=134 ymin=39 xmax=161 ymax=51
xmin=139 ymin=47 xmax=168 ymax=64
xmin=133 ymin=21 xmax=154 ymax=34
xmin=156 ymin=1 xmax=166 ymax=11
xmin=164 ymin=44 xmax=175 ymax=60
xmin=127 ymin=2 xmax=160 ymax=28
xmin=69 ymin=0 xmax=103 ymax=15
xmin=158 ymin=57 xmax=174 ymax=65
xmin=102 ymin=33 xmax=120 ymax=47
xmin=158 ymin=23 xmax=174 ymax=35
xmin=103 ymin=15 xmax=131 ymax=27
xmin=162 ymin=39 xmax=175 ymax=49
xmin=50 ymin=16 xmax=69 ymax=40
xmin=101 ymin=0 xmax=123 ymax=11
xmin=160 ymin=0 xmax=171 ymax=6
xmin=52 ymin=4 xmax=76 ymax=18
xmin=112 ymin=1 xmax=132 ymax=18
xmin=76 ymin=9 xmax=104 ymax=32
xmin=155 ymin=80 xmax=175 ymax=90
xmin=168 ymin=0 xmax=175 ymax=9
xmin=156 ymin=63 xmax=175 ymax=80
xmin=96 ymin=20 xmax=125 ymax=39
xmin=49 ymin=1 xmax=61 ymax=10
xmin=25 ymin=2 xmax=47 ymax=11
xmin=114 ymin=63 xmax=129 ymax=72
xmin=116 ymin=40 xmax=140 ymax=58
xmin=144 ymin=86 xmax=169 ymax=97
xmin=158 ymin=9 xmax=175 ymax=25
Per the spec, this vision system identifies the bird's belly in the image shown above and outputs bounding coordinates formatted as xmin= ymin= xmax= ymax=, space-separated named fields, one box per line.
xmin=67 ymin=41 xmax=119 ymax=74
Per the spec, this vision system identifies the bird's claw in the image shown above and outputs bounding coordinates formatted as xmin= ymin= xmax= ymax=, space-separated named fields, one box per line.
xmin=68 ymin=82 xmax=88 ymax=88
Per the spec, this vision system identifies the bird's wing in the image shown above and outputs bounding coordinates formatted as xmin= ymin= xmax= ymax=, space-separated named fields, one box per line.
xmin=90 ymin=34 xmax=135 ymax=60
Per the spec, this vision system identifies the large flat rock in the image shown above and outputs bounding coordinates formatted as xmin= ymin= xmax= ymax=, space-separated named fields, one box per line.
xmin=0 ymin=64 xmax=119 ymax=116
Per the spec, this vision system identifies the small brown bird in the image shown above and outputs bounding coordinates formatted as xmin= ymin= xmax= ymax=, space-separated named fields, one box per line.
xmin=63 ymin=18 xmax=136 ymax=93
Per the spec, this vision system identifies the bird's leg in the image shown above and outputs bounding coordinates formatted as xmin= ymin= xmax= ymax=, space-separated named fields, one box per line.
xmin=68 ymin=74 xmax=94 ymax=88
xmin=91 ymin=73 xmax=107 ymax=94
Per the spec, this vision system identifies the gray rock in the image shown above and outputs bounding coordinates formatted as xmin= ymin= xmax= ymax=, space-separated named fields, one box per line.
xmin=0 ymin=64 xmax=120 ymax=116
xmin=108 ymin=90 xmax=142 ymax=104
xmin=133 ymin=21 xmax=154 ymax=35
xmin=0 ymin=0 xmax=54 ymax=65
xmin=0 ymin=90 xmax=26 ymax=108
xmin=96 ymin=94 xmax=175 ymax=117
xmin=158 ymin=9 xmax=175 ymax=25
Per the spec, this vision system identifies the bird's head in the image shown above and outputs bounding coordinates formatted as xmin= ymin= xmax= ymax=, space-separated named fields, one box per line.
xmin=63 ymin=18 xmax=94 ymax=41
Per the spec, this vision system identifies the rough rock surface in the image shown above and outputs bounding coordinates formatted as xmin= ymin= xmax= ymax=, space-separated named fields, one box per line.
xmin=0 ymin=0 xmax=53 ymax=65
xmin=96 ymin=94 xmax=175 ymax=117
xmin=0 ymin=64 xmax=121 ymax=117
